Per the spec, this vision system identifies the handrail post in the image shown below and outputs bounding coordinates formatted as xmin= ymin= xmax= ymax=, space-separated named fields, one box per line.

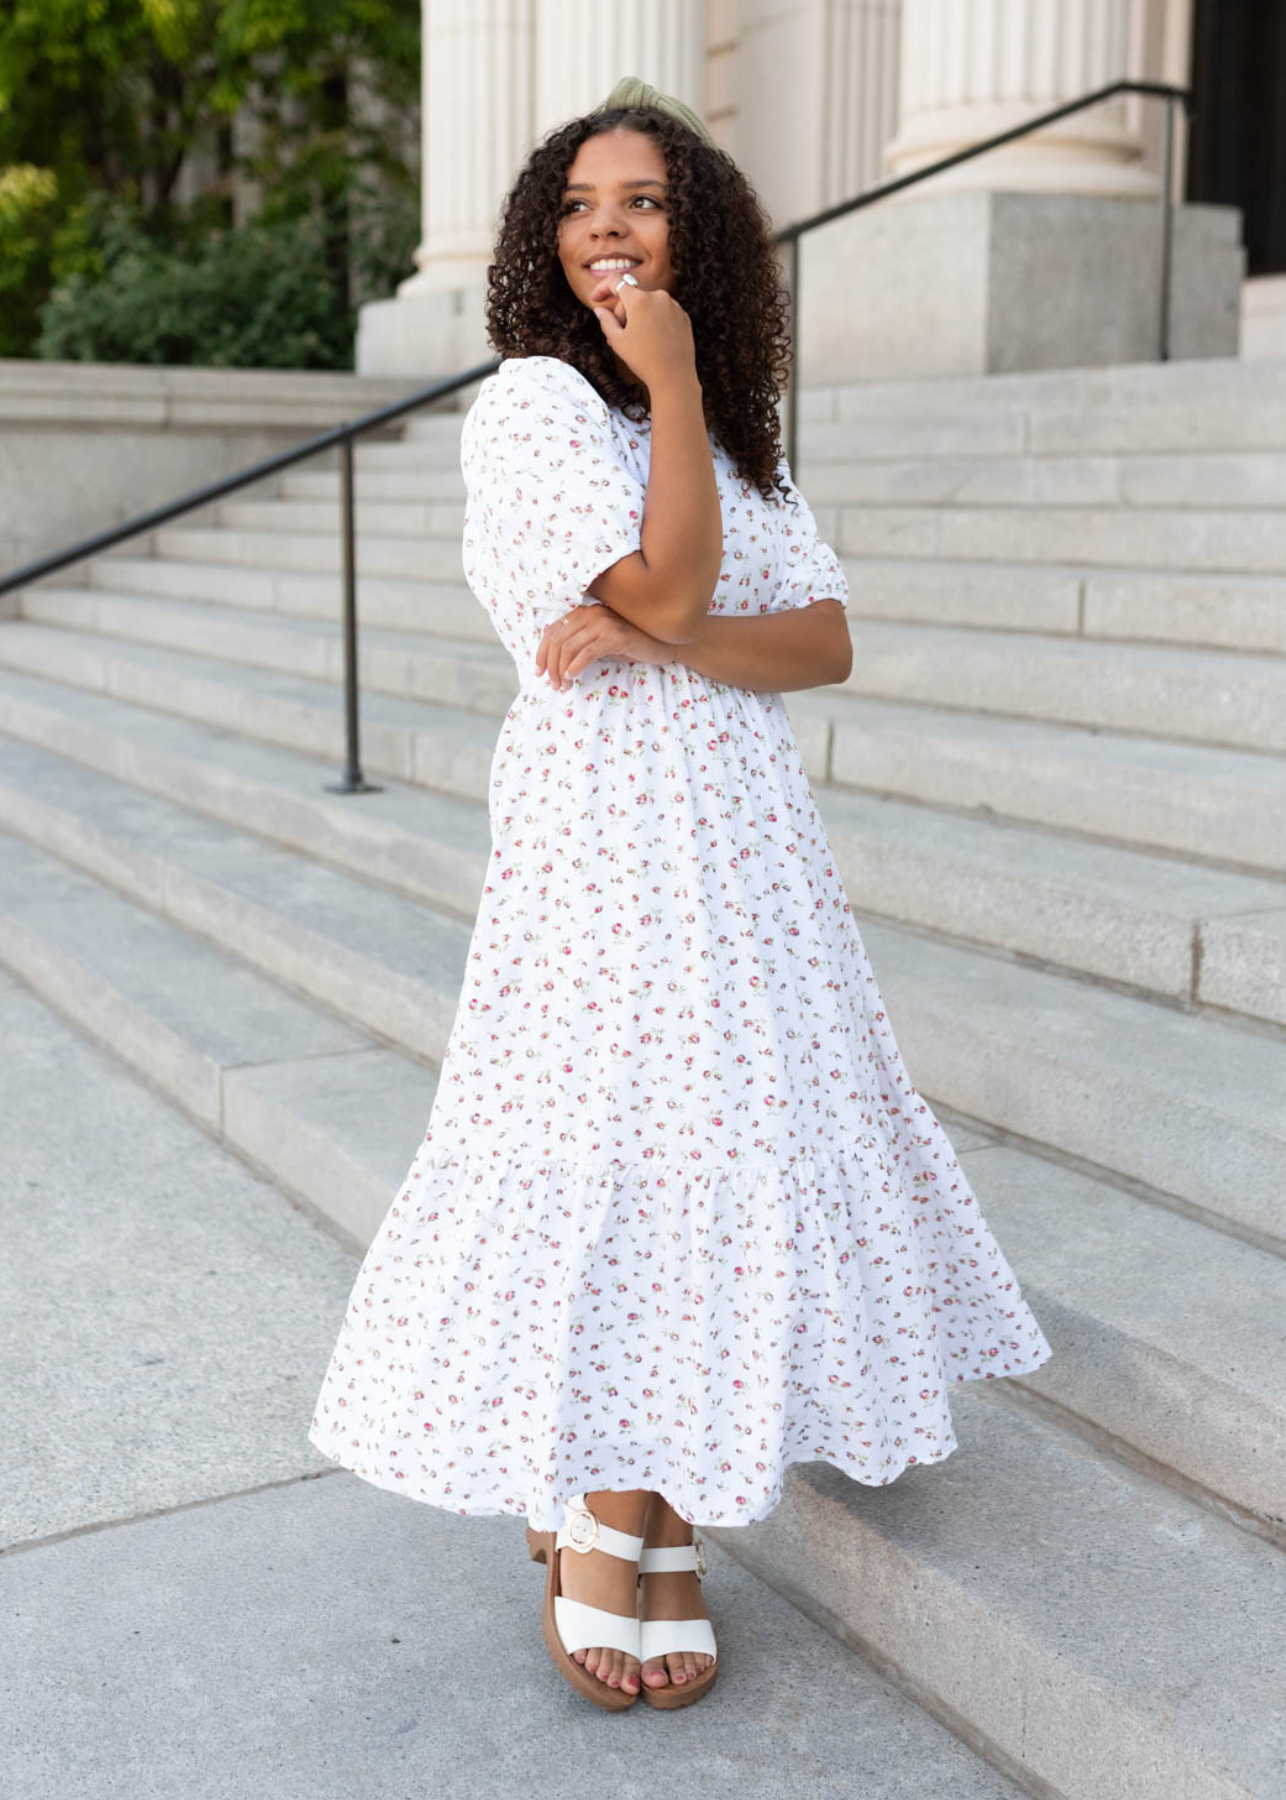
xmin=326 ymin=431 xmax=381 ymax=795
xmin=1157 ymin=91 xmax=1176 ymax=362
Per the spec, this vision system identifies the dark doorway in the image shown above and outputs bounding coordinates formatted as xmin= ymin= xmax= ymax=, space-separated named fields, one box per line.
xmin=1187 ymin=0 xmax=1286 ymax=275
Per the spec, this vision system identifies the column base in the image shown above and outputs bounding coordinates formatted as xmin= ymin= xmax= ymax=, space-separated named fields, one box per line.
xmin=798 ymin=190 xmax=1245 ymax=384
xmin=1241 ymin=276 xmax=1286 ymax=360
xmin=355 ymin=279 xmax=492 ymax=381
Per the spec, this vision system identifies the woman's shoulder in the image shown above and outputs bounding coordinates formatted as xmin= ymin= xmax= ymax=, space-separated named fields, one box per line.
xmin=461 ymin=356 xmax=631 ymax=487
xmin=488 ymin=354 xmax=611 ymax=411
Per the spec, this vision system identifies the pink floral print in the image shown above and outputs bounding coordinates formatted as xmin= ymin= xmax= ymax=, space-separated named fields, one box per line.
xmin=307 ymin=354 xmax=1054 ymax=1530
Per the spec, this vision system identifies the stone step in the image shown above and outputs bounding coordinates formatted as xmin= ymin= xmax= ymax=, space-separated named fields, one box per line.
xmin=29 ymin=585 xmax=1286 ymax=757
xmin=1 ymin=786 xmax=1281 ymax=1534
xmin=2 ymin=828 xmax=1281 ymax=1800
xmin=279 ymin=465 xmax=466 ymax=502
xmin=798 ymin=691 xmax=1286 ymax=875
xmin=2 ymin=665 xmax=1281 ymax=1029
xmin=0 ymin=831 xmax=430 ymax=1246
xmin=0 ymin=738 xmax=471 ymax=1064
xmin=6 ymin=614 xmax=1286 ymax=882
xmin=19 ymin=589 xmax=515 ymax=711
xmin=804 ymin=449 xmax=1286 ymax=509
xmin=282 ymin=450 xmax=1286 ymax=511
xmin=710 ymin=1384 xmax=1286 ymax=1800
xmin=834 ymin=503 xmax=1286 ymax=575
xmin=151 ymin=524 xmax=464 ymax=578
xmin=0 ymin=689 xmax=1277 ymax=1247
xmin=5 ymin=609 xmax=1286 ymax=883
xmin=816 ymin=784 xmax=1286 ymax=1028
xmin=952 ymin=1142 xmax=1286 ymax=1537
xmin=79 ymin=546 xmax=1286 ymax=662
xmin=820 ymin=352 xmax=1286 ymax=419
xmin=84 ymin=554 xmax=489 ymax=640
xmin=858 ymin=917 xmax=1286 ymax=1252
xmin=0 ymin=622 xmax=499 ymax=801
xmin=839 ymin=621 xmax=1286 ymax=754
xmin=217 ymin=496 xmax=458 ymax=537
xmin=355 ymin=436 xmax=468 ymax=471
xmin=819 ymin=355 xmax=1286 ymax=455
xmin=846 ymin=560 xmax=1286 ymax=656
xmin=0 ymin=666 xmax=493 ymax=918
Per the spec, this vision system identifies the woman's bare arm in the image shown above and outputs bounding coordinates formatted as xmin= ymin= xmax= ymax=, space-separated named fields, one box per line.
xmin=583 ymin=371 xmax=722 ymax=644
xmin=661 ymin=600 xmax=852 ymax=692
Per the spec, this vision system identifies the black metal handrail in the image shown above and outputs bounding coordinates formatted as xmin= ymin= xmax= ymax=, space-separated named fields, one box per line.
xmin=0 ymin=77 xmax=1191 ymax=793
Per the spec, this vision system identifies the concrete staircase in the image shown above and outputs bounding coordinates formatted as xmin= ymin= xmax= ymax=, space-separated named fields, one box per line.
xmin=1 ymin=353 xmax=1283 ymax=1798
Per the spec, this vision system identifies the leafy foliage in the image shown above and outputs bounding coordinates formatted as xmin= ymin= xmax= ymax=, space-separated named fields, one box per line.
xmin=0 ymin=0 xmax=419 ymax=366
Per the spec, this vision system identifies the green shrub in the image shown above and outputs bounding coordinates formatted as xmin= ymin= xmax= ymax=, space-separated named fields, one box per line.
xmin=36 ymin=202 xmax=367 ymax=368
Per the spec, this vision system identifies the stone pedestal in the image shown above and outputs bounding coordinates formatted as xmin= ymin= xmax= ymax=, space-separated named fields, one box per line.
xmin=798 ymin=189 xmax=1244 ymax=384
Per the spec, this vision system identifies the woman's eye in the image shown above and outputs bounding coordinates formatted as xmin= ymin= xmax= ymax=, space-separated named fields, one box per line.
xmin=560 ymin=196 xmax=660 ymax=214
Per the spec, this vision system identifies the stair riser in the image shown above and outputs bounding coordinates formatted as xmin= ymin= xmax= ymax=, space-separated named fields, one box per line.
xmin=962 ymin=1146 xmax=1286 ymax=1535
xmin=830 ymin=820 xmax=1271 ymax=1029
xmin=280 ymin=469 xmax=464 ymax=501
xmin=803 ymin=452 xmax=1286 ymax=509
xmin=152 ymin=528 xmax=464 ymax=577
xmin=0 ymin=690 xmax=484 ymax=919
xmin=35 ymin=589 xmax=1286 ymax=761
xmin=217 ymin=500 xmax=456 ymax=536
xmin=0 ymin=786 xmax=459 ymax=1061
xmin=19 ymin=593 xmax=516 ymax=716
xmin=704 ymin=1440 xmax=1252 ymax=1800
xmin=827 ymin=718 xmax=1286 ymax=877
xmin=82 ymin=550 xmax=1286 ymax=661
xmin=4 ymin=678 xmax=1282 ymax=1030
xmin=842 ymin=642 xmax=1286 ymax=755
xmin=837 ymin=507 xmax=1286 ymax=575
xmin=868 ymin=924 xmax=1285 ymax=1252
xmin=837 ymin=563 xmax=1286 ymax=657
xmin=84 ymin=558 xmax=489 ymax=640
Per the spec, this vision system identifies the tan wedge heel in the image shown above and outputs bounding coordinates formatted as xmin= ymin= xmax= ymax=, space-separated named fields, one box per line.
xmin=526 ymin=1499 xmax=645 ymax=1711
xmin=637 ymin=1536 xmax=719 ymax=1709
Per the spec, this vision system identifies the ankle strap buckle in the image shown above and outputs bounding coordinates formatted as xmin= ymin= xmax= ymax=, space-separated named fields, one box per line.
xmin=564 ymin=1502 xmax=599 ymax=1553
xmin=693 ymin=1533 xmax=707 ymax=1577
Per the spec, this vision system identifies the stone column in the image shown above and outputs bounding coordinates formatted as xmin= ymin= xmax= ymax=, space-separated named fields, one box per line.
xmin=533 ymin=0 xmax=706 ymax=148
xmin=884 ymin=0 xmax=1156 ymax=196
xmin=404 ymin=0 xmax=536 ymax=297
xmin=796 ymin=0 xmax=1242 ymax=379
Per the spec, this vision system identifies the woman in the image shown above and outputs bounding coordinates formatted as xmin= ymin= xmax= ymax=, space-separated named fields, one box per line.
xmin=308 ymin=76 xmax=1053 ymax=1714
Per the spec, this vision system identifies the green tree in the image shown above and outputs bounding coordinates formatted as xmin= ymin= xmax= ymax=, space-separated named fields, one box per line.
xmin=0 ymin=0 xmax=419 ymax=364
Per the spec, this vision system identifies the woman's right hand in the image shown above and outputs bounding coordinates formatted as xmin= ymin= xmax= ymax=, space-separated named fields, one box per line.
xmin=590 ymin=275 xmax=697 ymax=392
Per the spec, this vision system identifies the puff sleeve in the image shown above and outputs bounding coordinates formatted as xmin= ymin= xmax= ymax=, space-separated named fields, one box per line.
xmin=460 ymin=355 xmax=646 ymax=627
xmin=768 ymin=456 xmax=848 ymax=613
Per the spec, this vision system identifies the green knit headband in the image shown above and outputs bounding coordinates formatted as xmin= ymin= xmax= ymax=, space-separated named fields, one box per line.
xmin=589 ymin=74 xmax=716 ymax=148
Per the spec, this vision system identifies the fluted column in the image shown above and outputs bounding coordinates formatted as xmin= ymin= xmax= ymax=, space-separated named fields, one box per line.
xmin=884 ymin=0 xmax=1156 ymax=196
xmin=532 ymin=0 xmax=706 ymax=159
xmin=401 ymin=0 xmax=536 ymax=296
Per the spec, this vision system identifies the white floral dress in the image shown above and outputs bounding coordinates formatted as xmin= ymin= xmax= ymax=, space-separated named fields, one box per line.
xmin=307 ymin=353 xmax=1053 ymax=1530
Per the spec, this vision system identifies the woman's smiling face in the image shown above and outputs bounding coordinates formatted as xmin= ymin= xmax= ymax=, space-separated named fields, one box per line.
xmin=556 ymin=127 xmax=676 ymax=312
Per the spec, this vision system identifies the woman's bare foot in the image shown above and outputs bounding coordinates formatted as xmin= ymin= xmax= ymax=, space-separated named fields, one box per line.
xmin=555 ymin=1487 xmax=649 ymax=1695
xmin=638 ymin=1491 xmax=714 ymax=1690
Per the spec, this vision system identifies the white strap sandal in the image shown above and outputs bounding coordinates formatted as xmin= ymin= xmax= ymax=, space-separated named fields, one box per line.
xmin=525 ymin=1495 xmax=645 ymax=1711
xmin=637 ymin=1535 xmax=719 ymax=1708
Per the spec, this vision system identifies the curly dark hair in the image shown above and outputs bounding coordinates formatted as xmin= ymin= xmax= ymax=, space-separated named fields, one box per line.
xmin=482 ymin=104 xmax=795 ymax=507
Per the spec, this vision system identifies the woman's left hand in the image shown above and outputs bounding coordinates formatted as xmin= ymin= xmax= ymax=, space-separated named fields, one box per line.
xmin=535 ymin=602 xmax=667 ymax=691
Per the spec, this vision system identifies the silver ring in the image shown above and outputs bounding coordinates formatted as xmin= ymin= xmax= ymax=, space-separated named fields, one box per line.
xmin=614 ymin=272 xmax=640 ymax=292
